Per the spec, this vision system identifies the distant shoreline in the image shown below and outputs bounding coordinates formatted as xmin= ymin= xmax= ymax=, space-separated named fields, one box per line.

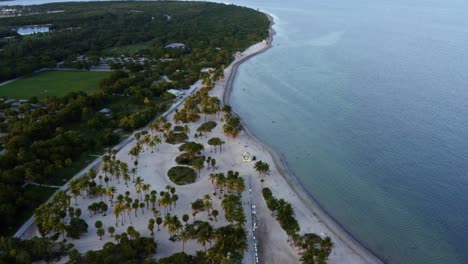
xmin=223 ymin=12 xmax=385 ymax=264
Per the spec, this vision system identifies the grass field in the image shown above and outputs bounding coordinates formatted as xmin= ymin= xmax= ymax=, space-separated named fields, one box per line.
xmin=0 ymin=71 xmax=111 ymax=99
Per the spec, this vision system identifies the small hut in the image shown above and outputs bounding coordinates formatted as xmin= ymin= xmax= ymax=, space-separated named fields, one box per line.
xmin=242 ymin=152 xmax=252 ymax=162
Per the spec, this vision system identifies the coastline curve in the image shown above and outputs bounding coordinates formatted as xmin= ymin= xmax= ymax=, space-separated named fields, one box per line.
xmin=223 ymin=12 xmax=385 ymax=264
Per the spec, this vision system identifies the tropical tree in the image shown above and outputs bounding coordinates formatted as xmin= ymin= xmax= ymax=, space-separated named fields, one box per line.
xmin=108 ymin=226 xmax=115 ymax=237
xmin=204 ymin=194 xmax=212 ymax=215
xmin=97 ymin=228 xmax=105 ymax=240
xmin=148 ymin=218 xmax=155 ymax=235
xmin=196 ymin=222 xmax=213 ymax=251
xmin=179 ymin=228 xmax=190 ymax=253
xmin=134 ymin=176 xmax=144 ymax=200
xmin=212 ymin=209 xmax=219 ymax=222
xmin=95 ymin=220 xmax=103 ymax=229
xmin=156 ymin=217 xmax=163 ymax=231
xmin=254 ymin=161 xmax=270 ymax=178
xmin=182 ymin=214 xmax=190 ymax=226
xmin=193 ymin=158 xmax=205 ymax=177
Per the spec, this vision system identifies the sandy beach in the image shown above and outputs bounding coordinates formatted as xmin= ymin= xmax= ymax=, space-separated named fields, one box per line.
xmin=21 ymin=13 xmax=383 ymax=264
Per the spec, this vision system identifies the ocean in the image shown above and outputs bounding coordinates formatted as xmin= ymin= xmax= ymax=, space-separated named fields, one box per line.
xmin=3 ymin=0 xmax=468 ymax=263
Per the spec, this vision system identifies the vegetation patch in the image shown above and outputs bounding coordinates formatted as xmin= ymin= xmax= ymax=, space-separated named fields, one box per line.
xmin=197 ymin=120 xmax=217 ymax=133
xmin=167 ymin=166 xmax=197 ymax=185
xmin=173 ymin=125 xmax=184 ymax=132
xmin=0 ymin=71 xmax=111 ymax=99
xmin=175 ymin=153 xmax=205 ymax=166
xmin=165 ymin=132 xmax=188 ymax=144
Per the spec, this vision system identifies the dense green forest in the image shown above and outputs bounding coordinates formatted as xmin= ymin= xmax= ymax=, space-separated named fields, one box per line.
xmin=0 ymin=1 xmax=269 ymax=237
xmin=0 ymin=1 xmax=269 ymax=82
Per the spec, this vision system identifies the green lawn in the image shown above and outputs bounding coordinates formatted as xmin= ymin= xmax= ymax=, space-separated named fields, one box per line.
xmin=0 ymin=71 xmax=111 ymax=99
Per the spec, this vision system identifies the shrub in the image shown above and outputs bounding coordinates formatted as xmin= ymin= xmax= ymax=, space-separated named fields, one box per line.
xmin=175 ymin=153 xmax=205 ymax=165
xmin=173 ymin=125 xmax=184 ymax=132
xmin=165 ymin=132 xmax=188 ymax=144
xmin=197 ymin=121 xmax=217 ymax=132
xmin=167 ymin=166 xmax=197 ymax=185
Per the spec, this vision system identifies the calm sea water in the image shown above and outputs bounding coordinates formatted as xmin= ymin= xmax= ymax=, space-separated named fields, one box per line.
xmin=3 ymin=0 xmax=468 ymax=263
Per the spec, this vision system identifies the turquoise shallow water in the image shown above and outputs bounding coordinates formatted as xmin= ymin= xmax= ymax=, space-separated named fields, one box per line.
xmin=3 ymin=0 xmax=468 ymax=263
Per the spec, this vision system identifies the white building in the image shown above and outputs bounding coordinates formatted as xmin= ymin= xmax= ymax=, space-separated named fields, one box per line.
xmin=167 ymin=89 xmax=185 ymax=98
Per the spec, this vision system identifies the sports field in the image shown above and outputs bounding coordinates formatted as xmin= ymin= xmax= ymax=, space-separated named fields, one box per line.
xmin=0 ymin=71 xmax=111 ymax=99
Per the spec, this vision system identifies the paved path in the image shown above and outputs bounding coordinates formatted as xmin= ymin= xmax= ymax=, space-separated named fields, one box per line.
xmin=242 ymin=175 xmax=259 ymax=264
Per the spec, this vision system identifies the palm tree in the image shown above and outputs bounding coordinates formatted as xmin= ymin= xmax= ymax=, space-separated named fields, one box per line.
xmin=107 ymin=186 xmax=116 ymax=205
xmin=196 ymin=222 xmax=213 ymax=251
xmin=235 ymin=177 xmax=245 ymax=195
xmin=113 ymin=203 xmax=122 ymax=226
xmin=212 ymin=209 xmax=219 ymax=222
xmin=179 ymin=228 xmax=190 ymax=252
xmin=148 ymin=218 xmax=155 ymax=235
xmin=57 ymin=221 xmax=66 ymax=240
xmin=320 ymin=236 xmax=334 ymax=254
xmin=182 ymin=214 xmax=190 ymax=226
xmin=163 ymin=214 xmax=177 ymax=236
xmin=95 ymin=220 xmax=103 ymax=229
xmin=108 ymin=226 xmax=115 ymax=237
xmin=132 ymin=201 xmax=139 ymax=217
xmin=172 ymin=194 xmax=179 ymax=208
xmin=254 ymin=161 xmax=270 ymax=178
xmin=183 ymin=124 xmax=190 ymax=136
xmin=88 ymin=169 xmax=97 ymax=183
xmin=123 ymin=172 xmax=131 ymax=187
xmin=95 ymin=185 xmax=106 ymax=201
xmin=134 ymin=176 xmax=144 ymax=200
xmin=193 ymin=158 xmax=205 ymax=177
xmin=156 ymin=216 xmax=163 ymax=231
xmin=209 ymin=173 xmax=216 ymax=185
xmin=97 ymin=228 xmax=105 ymax=240
xmin=204 ymin=194 xmax=212 ymax=215
xmin=210 ymin=158 xmax=216 ymax=171
xmin=130 ymin=167 xmax=137 ymax=182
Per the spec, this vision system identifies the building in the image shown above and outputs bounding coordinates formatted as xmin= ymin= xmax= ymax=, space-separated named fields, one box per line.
xmin=167 ymin=89 xmax=185 ymax=98
xmin=165 ymin=43 xmax=185 ymax=49
xmin=99 ymin=108 xmax=112 ymax=118
xmin=242 ymin=152 xmax=252 ymax=162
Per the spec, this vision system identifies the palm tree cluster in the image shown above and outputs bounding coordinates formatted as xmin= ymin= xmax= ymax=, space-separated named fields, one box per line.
xmin=34 ymin=190 xmax=71 ymax=237
xmin=209 ymin=171 xmax=245 ymax=198
xmin=179 ymin=141 xmax=204 ymax=160
xmin=262 ymin=187 xmax=300 ymax=240
xmin=207 ymin=137 xmax=225 ymax=153
xmin=221 ymin=194 xmax=246 ymax=225
xmin=133 ymin=130 xmax=162 ymax=153
xmin=101 ymin=150 xmax=132 ymax=185
xmin=173 ymin=78 xmax=225 ymax=125
xmin=68 ymin=233 xmax=157 ymax=263
xmin=262 ymin=187 xmax=333 ymax=263
xmin=222 ymin=114 xmax=241 ymax=139
xmin=254 ymin=160 xmax=270 ymax=178
xmin=87 ymin=201 xmax=108 ymax=216
xmin=298 ymin=234 xmax=334 ymax=264
xmin=160 ymin=222 xmax=248 ymax=264
xmin=35 ymin=191 xmax=89 ymax=240
xmin=112 ymin=183 xmax=166 ymax=227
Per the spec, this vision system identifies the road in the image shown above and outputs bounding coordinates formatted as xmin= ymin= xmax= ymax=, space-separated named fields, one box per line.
xmin=242 ymin=175 xmax=259 ymax=264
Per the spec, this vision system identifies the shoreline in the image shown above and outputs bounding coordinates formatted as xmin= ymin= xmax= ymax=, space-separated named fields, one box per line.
xmin=223 ymin=13 xmax=384 ymax=264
